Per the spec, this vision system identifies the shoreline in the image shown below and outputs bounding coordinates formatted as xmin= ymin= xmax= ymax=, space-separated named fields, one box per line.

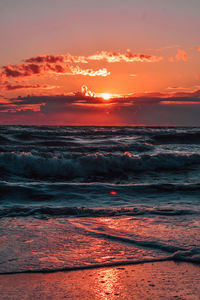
xmin=0 ymin=261 xmax=199 ymax=299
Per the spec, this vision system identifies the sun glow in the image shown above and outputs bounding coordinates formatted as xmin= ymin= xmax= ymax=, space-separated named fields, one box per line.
xmin=101 ymin=93 xmax=111 ymax=100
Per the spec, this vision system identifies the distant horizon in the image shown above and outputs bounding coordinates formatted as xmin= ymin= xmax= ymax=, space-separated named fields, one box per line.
xmin=1 ymin=124 xmax=200 ymax=128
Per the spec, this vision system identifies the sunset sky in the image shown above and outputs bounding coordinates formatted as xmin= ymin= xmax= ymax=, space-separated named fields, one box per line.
xmin=1 ymin=0 xmax=200 ymax=125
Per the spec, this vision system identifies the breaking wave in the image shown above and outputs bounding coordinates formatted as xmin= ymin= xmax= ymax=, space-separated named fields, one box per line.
xmin=0 ymin=152 xmax=200 ymax=180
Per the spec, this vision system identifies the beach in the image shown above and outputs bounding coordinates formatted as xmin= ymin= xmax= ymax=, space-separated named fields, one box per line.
xmin=1 ymin=262 xmax=199 ymax=299
xmin=0 ymin=126 xmax=200 ymax=299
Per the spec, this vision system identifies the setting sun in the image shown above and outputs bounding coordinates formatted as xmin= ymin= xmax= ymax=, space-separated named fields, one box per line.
xmin=101 ymin=93 xmax=111 ymax=100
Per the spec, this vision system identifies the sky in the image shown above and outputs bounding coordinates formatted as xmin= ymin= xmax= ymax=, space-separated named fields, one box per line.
xmin=0 ymin=0 xmax=200 ymax=125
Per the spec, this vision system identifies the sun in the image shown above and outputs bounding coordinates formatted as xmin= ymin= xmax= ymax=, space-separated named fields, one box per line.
xmin=101 ymin=93 xmax=111 ymax=100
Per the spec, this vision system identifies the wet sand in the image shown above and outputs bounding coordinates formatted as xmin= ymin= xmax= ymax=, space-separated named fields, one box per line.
xmin=0 ymin=261 xmax=199 ymax=299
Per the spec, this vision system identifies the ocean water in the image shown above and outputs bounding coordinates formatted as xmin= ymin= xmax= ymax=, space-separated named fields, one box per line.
xmin=0 ymin=126 xmax=200 ymax=274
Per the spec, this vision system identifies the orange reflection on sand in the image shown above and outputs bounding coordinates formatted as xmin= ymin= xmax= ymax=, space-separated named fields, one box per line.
xmin=1 ymin=262 xmax=200 ymax=299
xmin=95 ymin=268 xmax=120 ymax=299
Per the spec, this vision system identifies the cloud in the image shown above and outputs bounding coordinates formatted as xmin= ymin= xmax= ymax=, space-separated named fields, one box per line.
xmin=1 ymin=82 xmax=57 ymax=91
xmin=87 ymin=49 xmax=162 ymax=63
xmin=1 ymin=63 xmax=43 ymax=78
xmin=1 ymin=63 xmax=72 ymax=79
xmin=25 ymin=54 xmax=65 ymax=64
xmin=167 ymin=86 xmax=200 ymax=92
xmin=44 ymin=63 xmax=70 ymax=74
xmin=0 ymin=49 xmax=162 ymax=84
xmin=1 ymin=63 xmax=110 ymax=80
xmin=81 ymin=85 xmax=96 ymax=97
xmin=1 ymin=87 xmax=200 ymax=125
xmin=176 ymin=49 xmax=188 ymax=61
xmin=3 ymin=84 xmax=200 ymax=114
xmin=25 ymin=54 xmax=88 ymax=64
xmin=5 ymin=87 xmax=200 ymax=110
xmin=167 ymin=86 xmax=191 ymax=90
xmin=197 ymin=46 xmax=200 ymax=52
xmin=70 ymin=66 xmax=110 ymax=77
xmin=169 ymin=49 xmax=188 ymax=62
xmin=24 ymin=50 xmax=162 ymax=65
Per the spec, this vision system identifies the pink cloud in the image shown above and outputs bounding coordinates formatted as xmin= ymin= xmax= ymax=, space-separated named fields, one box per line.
xmin=24 ymin=50 xmax=162 ymax=65
xmin=87 ymin=49 xmax=162 ymax=63
xmin=169 ymin=49 xmax=188 ymax=62
xmin=0 ymin=49 xmax=162 ymax=83
xmin=176 ymin=49 xmax=187 ymax=61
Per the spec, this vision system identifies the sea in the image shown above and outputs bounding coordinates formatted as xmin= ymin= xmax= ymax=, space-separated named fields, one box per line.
xmin=0 ymin=126 xmax=200 ymax=274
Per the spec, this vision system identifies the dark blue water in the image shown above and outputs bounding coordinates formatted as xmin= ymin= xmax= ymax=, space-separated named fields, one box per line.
xmin=0 ymin=126 xmax=200 ymax=273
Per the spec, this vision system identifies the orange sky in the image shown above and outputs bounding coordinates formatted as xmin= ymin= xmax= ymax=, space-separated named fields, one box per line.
xmin=1 ymin=48 xmax=200 ymax=97
xmin=0 ymin=0 xmax=200 ymax=125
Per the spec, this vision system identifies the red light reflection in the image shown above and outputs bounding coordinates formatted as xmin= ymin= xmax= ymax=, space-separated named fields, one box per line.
xmin=110 ymin=191 xmax=118 ymax=195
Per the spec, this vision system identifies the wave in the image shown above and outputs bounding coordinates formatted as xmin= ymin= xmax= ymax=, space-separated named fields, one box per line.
xmin=70 ymin=221 xmax=200 ymax=264
xmin=0 ymin=152 xmax=200 ymax=180
xmin=0 ymin=143 xmax=154 ymax=155
xmin=1 ymin=181 xmax=200 ymax=207
xmin=152 ymin=132 xmax=200 ymax=144
xmin=0 ymin=205 xmax=197 ymax=218
xmin=0 ymin=257 xmax=186 ymax=275
xmin=0 ymin=132 xmax=154 ymax=153
xmin=1 ymin=246 xmax=199 ymax=275
xmin=0 ymin=135 xmax=13 ymax=144
xmin=27 ymin=142 xmax=153 ymax=153
xmin=2 ymin=126 xmax=200 ymax=142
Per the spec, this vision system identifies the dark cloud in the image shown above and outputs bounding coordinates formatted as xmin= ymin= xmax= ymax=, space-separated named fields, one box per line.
xmin=1 ymin=85 xmax=200 ymax=125
xmin=0 ymin=62 xmax=110 ymax=80
xmin=25 ymin=54 xmax=88 ymax=64
xmin=25 ymin=54 xmax=65 ymax=64
xmin=3 ymin=88 xmax=199 ymax=113
xmin=2 ymin=63 xmax=43 ymax=78
xmin=1 ymin=82 xmax=56 ymax=91
xmin=1 ymin=63 xmax=71 ymax=79
xmin=0 ymin=45 xmax=198 ymax=125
